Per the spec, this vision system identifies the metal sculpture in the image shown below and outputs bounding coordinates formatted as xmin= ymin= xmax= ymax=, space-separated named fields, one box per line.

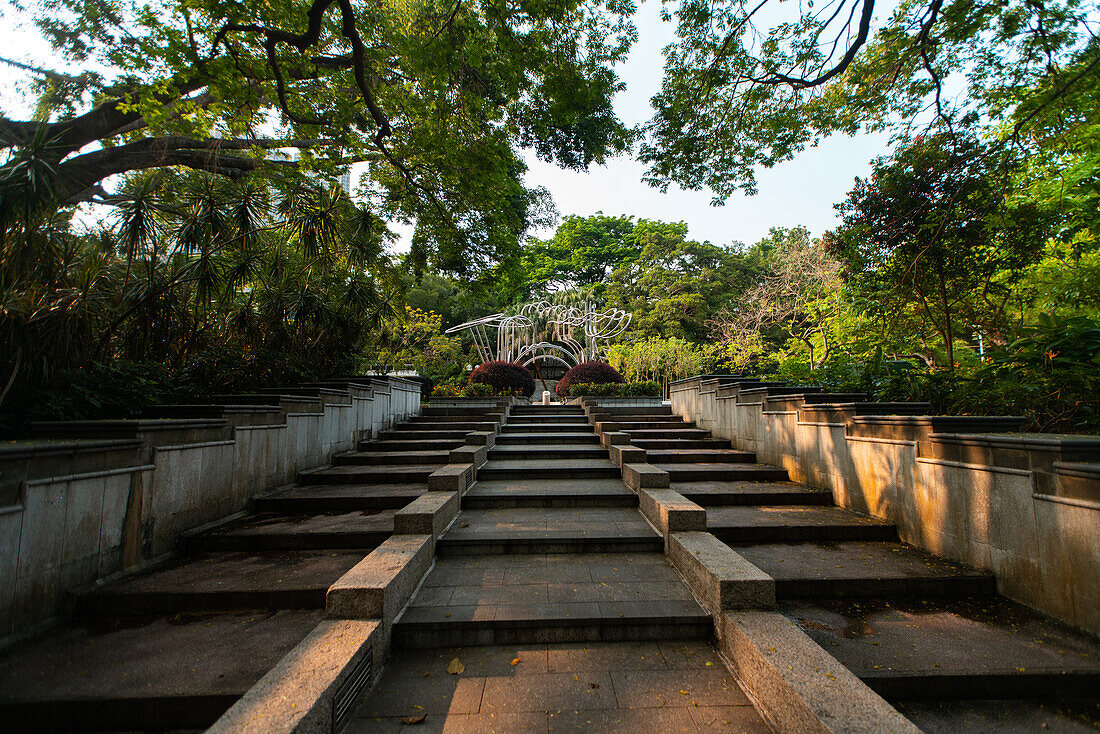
xmin=445 ymin=300 xmax=631 ymax=367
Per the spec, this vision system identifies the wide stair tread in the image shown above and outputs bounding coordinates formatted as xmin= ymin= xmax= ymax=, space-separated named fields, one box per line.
xmin=0 ymin=610 xmax=324 ymax=732
xmin=501 ymin=422 xmax=594 ymax=433
xmin=488 ymin=444 xmax=609 ymax=460
xmin=76 ymin=550 xmax=363 ymax=616
xmin=378 ymin=429 xmax=469 ymax=440
xmin=393 ymin=421 xmax=496 ymax=431
xmin=676 ymin=480 xmax=833 ymax=506
xmin=645 ymin=448 xmax=756 ymax=464
xmin=653 ymin=463 xmax=789 ymax=481
xmin=464 ymin=478 xmax=636 ymax=508
xmin=438 ymin=507 xmax=660 ymax=554
xmin=362 ymin=438 xmax=463 ymax=451
xmin=631 ymin=438 xmax=732 ymax=450
xmin=183 ymin=510 xmax=395 ymax=551
xmin=783 ymin=597 xmax=1100 ymax=700
xmin=494 ymin=432 xmax=600 ymax=444
xmin=735 ymin=541 xmax=996 ymax=599
xmin=304 ymin=464 xmax=438 ymax=483
xmin=392 ymin=553 xmax=709 ymax=647
xmin=334 ymin=450 xmax=450 ymax=465
xmin=478 ymin=458 xmax=620 ymax=479
xmin=255 ymin=484 xmax=426 ymax=511
xmin=707 ymin=505 xmax=897 ymax=543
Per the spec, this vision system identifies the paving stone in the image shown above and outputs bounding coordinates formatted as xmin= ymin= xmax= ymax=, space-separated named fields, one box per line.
xmin=894 ymin=699 xmax=1100 ymax=734
xmin=546 ymin=641 xmax=668 ymax=672
xmin=353 ymin=673 xmax=486 ymax=717
xmin=254 ymin=483 xmax=427 ymax=511
xmin=706 ymin=505 xmax=896 ymax=543
xmin=735 ymin=541 xmax=996 ymax=598
xmin=675 ymin=480 xmax=832 ymax=507
xmin=610 ymin=667 xmax=752 ymax=708
xmin=782 ymin=598 xmax=1100 ymax=698
xmin=185 ymin=509 xmax=395 ymax=551
xmin=548 ymin=706 xmax=697 ymax=732
xmin=481 ymin=671 xmax=617 ymax=712
xmin=689 ymin=704 xmax=775 ymax=733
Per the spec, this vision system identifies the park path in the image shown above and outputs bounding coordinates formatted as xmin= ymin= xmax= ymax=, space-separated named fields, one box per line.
xmin=350 ymin=403 xmax=773 ymax=733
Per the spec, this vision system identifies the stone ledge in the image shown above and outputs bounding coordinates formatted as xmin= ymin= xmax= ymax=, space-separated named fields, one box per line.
xmin=428 ymin=463 xmax=472 ymax=493
xmin=720 ymin=610 xmax=919 ymax=734
xmin=668 ymin=532 xmax=774 ymax=613
xmin=622 ymin=462 xmax=669 ymax=491
xmin=639 ymin=490 xmax=706 ymax=535
xmin=449 ymin=444 xmax=487 ymax=468
xmin=608 ymin=443 xmax=645 ymax=467
xmin=600 ymin=431 xmax=632 ymax=448
xmin=326 ymin=534 xmax=434 ymax=621
xmin=464 ymin=431 xmax=497 ymax=448
xmin=393 ymin=491 xmax=459 ymax=536
xmin=208 ymin=619 xmax=380 ymax=734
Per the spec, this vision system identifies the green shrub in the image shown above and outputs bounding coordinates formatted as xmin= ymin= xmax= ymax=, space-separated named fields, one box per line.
xmin=556 ymin=361 xmax=625 ymax=398
xmin=568 ymin=381 xmax=661 ymax=397
xmin=469 ymin=360 xmax=536 ymax=397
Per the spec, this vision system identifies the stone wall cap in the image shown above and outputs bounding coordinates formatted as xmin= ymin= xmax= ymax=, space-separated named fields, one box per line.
xmin=932 ymin=432 xmax=1100 ymax=450
xmin=853 ymin=415 xmax=1026 ymax=427
xmin=31 ymin=418 xmax=229 ymax=433
xmin=739 ymin=386 xmax=823 ymax=396
xmin=1053 ymin=461 xmax=1100 ymax=478
xmin=0 ymin=438 xmax=143 ymax=459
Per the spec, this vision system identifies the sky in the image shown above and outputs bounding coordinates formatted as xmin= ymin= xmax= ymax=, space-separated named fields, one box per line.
xmin=0 ymin=0 xmax=893 ymax=249
xmin=520 ymin=1 xmax=893 ymax=248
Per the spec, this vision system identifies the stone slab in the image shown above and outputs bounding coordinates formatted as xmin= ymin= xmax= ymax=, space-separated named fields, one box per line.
xmin=668 ymin=532 xmax=775 ymax=613
xmin=720 ymin=609 xmax=920 ymax=734
xmin=622 ymin=462 xmax=670 ymax=491
xmin=428 ymin=463 xmax=472 ymax=493
xmin=707 ymin=506 xmax=896 ymax=543
xmin=185 ymin=510 xmax=395 ymax=551
xmin=735 ymin=541 xmax=996 ymax=598
xmin=255 ymin=484 xmax=427 ymax=512
xmin=638 ymin=488 xmax=707 ymax=535
xmin=393 ymin=491 xmax=459 ymax=537
xmin=782 ymin=598 xmax=1100 ymax=699
xmin=326 ymin=534 xmax=433 ymax=621
xmin=0 ymin=610 xmax=323 ymax=731
xmin=209 ymin=619 xmax=380 ymax=734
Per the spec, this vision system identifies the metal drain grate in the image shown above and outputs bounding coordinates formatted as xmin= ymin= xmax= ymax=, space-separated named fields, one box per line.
xmin=332 ymin=646 xmax=373 ymax=733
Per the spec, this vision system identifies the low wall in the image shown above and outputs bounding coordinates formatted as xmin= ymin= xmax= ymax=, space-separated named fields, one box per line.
xmin=670 ymin=375 xmax=1100 ymax=636
xmin=0 ymin=377 xmax=422 ymax=644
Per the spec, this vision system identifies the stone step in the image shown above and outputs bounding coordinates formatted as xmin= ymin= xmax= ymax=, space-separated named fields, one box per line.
xmin=182 ymin=510 xmax=395 ymax=552
xmin=494 ymin=432 xmax=601 ymax=445
xmin=613 ymin=420 xmax=689 ymax=430
xmin=897 ymin=699 xmax=1100 ymax=733
xmin=463 ymin=478 xmax=637 ymax=509
xmin=488 ymin=445 xmax=609 ymax=461
xmin=707 ymin=505 xmax=897 ymax=543
xmin=76 ymin=551 xmax=363 ymax=617
xmin=410 ymin=414 xmax=496 ymax=422
xmin=501 ymin=423 xmax=593 ymax=433
xmin=361 ymin=438 xmax=464 ymax=451
xmin=393 ymin=421 xmax=496 ymax=432
xmin=510 ymin=408 xmax=584 ymax=415
xmin=253 ymin=484 xmax=426 ymax=512
xmin=302 ymin=464 xmax=438 ymax=484
xmin=626 ymin=428 xmax=711 ymax=439
xmin=437 ymin=508 xmax=661 ymax=555
xmin=675 ymin=480 xmax=834 ymax=506
xmin=421 ymin=406 xmax=502 ymax=417
xmin=391 ymin=553 xmax=710 ymax=647
xmin=654 ymin=463 xmax=790 ymax=482
xmin=734 ymin=542 xmax=997 ymax=599
xmin=590 ymin=407 xmax=674 ymax=416
xmin=644 ymin=448 xmax=757 ymax=464
xmin=783 ymin=598 xmax=1100 ymax=701
xmin=378 ymin=429 xmax=469 ymax=441
xmin=504 ymin=415 xmax=590 ymax=424
xmin=477 ymin=459 xmax=621 ymax=480
xmin=0 ymin=610 xmax=324 ymax=732
xmin=334 ymin=449 xmax=451 ymax=465
xmin=630 ymin=438 xmax=732 ymax=450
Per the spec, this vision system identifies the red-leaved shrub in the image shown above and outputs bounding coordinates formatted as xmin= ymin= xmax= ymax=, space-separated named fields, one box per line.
xmin=556 ymin=361 xmax=624 ymax=397
xmin=469 ymin=361 xmax=535 ymax=397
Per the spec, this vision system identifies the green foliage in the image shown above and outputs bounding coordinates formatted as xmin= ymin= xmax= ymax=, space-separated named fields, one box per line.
xmin=432 ymin=381 xmax=501 ymax=398
xmin=567 ymin=380 xmax=660 ymax=396
xmin=523 ymin=214 xmax=644 ymax=294
xmin=607 ymin=337 xmax=719 ymax=395
xmin=556 ymin=361 xmax=624 ymax=397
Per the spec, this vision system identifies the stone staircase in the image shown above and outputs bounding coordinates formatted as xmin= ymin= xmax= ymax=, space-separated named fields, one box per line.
xmin=602 ymin=403 xmax=1100 ymax=732
xmin=0 ymin=405 xmax=491 ymax=733
xmin=354 ymin=404 xmax=774 ymax=731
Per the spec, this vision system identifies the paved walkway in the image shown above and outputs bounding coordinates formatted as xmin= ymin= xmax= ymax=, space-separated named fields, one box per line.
xmin=351 ymin=405 xmax=773 ymax=733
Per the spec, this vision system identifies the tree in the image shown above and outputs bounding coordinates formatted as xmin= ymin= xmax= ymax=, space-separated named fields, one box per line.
xmin=605 ymin=219 xmax=755 ymax=339
xmin=523 ymin=214 xmax=642 ymax=292
xmin=710 ymin=227 xmax=843 ymax=369
xmin=829 ymin=134 xmax=1052 ymax=369
xmin=641 ymin=0 xmax=1099 ymax=200
xmin=0 ymin=0 xmax=637 ymax=273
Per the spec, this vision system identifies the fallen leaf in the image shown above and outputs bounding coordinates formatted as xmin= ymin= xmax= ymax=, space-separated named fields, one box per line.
xmin=704 ymin=661 xmax=714 ymax=667
xmin=590 ymin=682 xmax=599 ymax=689
xmin=511 ymin=658 xmax=521 ymax=666
xmin=402 ymin=715 xmax=426 ymax=725
xmin=447 ymin=658 xmax=465 ymax=675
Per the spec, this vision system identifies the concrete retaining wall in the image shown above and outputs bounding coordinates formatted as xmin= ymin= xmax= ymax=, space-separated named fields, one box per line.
xmin=0 ymin=377 xmax=422 ymax=643
xmin=670 ymin=375 xmax=1100 ymax=636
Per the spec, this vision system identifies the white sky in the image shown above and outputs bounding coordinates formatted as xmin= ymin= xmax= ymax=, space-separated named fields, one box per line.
xmin=0 ymin=0 xmax=893 ymax=250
